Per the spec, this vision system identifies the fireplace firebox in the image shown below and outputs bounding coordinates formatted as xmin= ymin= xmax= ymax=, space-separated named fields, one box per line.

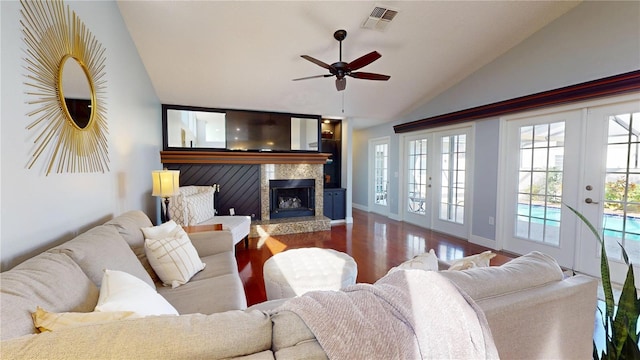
xmin=269 ymin=179 xmax=315 ymax=219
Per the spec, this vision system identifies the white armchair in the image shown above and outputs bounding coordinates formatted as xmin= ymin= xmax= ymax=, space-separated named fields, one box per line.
xmin=168 ymin=185 xmax=251 ymax=249
xmin=168 ymin=185 xmax=216 ymax=226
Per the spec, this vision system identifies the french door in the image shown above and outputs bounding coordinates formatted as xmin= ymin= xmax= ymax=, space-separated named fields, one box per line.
xmin=370 ymin=137 xmax=389 ymax=216
xmin=501 ymin=110 xmax=582 ymax=268
xmin=579 ymin=100 xmax=640 ymax=286
xmin=501 ymin=96 xmax=640 ymax=286
xmin=402 ymin=127 xmax=471 ymax=239
xmin=404 ymin=133 xmax=431 ymax=227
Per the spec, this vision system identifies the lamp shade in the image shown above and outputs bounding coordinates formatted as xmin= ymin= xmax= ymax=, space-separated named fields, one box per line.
xmin=151 ymin=169 xmax=180 ymax=198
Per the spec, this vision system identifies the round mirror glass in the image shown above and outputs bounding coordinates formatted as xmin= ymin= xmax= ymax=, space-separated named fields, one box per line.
xmin=60 ymin=56 xmax=93 ymax=129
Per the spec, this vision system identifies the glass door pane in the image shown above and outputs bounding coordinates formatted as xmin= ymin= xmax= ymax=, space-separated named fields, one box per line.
xmin=439 ymin=134 xmax=466 ymax=224
xmin=501 ymin=109 xmax=580 ymax=269
xmin=602 ymin=111 xmax=640 ymax=264
xmin=430 ymin=127 xmax=472 ymax=239
xmin=408 ymin=138 xmax=428 ymax=215
xmin=374 ymin=143 xmax=389 ymax=206
xmin=515 ymin=122 xmax=565 ymax=246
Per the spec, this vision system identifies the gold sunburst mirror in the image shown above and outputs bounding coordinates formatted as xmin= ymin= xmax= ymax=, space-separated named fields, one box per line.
xmin=21 ymin=0 xmax=108 ymax=175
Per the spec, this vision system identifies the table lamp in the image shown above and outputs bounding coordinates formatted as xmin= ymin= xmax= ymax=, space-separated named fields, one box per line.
xmin=152 ymin=168 xmax=180 ymax=223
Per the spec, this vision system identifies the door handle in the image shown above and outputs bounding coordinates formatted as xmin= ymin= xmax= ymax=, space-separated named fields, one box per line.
xmin=585 ymin=198 xmax=599 ymax=204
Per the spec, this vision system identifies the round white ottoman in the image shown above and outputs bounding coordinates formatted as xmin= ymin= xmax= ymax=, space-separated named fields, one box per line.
xmin=263 ymin=247 xmax=358 ymax=300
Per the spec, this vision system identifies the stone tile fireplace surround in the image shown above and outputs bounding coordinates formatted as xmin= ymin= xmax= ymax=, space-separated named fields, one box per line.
xmin=254 ymin=163 xmax=331 ymax=237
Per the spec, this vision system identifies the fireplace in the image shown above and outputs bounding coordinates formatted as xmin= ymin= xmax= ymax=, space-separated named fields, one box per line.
xmin=269 ymin=179 xmax=315 ymax=219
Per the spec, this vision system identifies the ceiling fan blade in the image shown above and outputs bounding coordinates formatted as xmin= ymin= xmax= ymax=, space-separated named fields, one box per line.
xmin=347 ymin=51 xmax=382 ymax=71
xmin=348 ymin=72 xmax=390 ymax=81
xmin=301 ymin=55 xmax=334 ymax=71
xmin=335 ymin=78 xmax=346 ymax=91
xmin=292 ymin=74 xmax=333 ymax=81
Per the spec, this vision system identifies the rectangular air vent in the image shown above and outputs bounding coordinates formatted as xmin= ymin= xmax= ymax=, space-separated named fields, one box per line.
xmin=361 ymin=6 xmax=398 ymax=32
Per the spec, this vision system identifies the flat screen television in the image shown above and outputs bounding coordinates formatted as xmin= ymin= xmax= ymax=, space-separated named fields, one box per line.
xmin=225 ymin=110 xmax=291 ymax=151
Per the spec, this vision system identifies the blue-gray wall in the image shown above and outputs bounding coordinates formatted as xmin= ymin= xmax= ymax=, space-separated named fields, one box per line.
xmin=1 ymin=0 xmax=162 ymax=270
xmin=352 ymin=1 xmax=640 ymax=244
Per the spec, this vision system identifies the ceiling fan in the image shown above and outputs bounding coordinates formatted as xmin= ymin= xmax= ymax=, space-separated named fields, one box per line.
xmin=293 ymin=29 xmax=390 ymax=91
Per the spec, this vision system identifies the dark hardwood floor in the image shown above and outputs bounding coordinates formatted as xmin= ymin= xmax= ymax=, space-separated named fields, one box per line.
xmin=235 ymin=208 xmax=516 ymax=306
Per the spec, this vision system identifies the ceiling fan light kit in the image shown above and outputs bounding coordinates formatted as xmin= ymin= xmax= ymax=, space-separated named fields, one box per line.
xmin=293 ymin=29 xmax=390 ymax=91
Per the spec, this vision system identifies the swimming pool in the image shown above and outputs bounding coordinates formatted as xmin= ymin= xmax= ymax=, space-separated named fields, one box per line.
xmin=518 ymin=204 xmax=640 ymax=241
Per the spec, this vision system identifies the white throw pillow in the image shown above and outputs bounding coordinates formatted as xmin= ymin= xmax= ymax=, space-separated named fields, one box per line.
xmin=141 ymin=220 xmax=180 ymax=240
xmin=448 ymin=250 xmax=496 ymax=271
xmin=95 ymin=269 xmax=178 ymax=316
xmin=388 ymin=249 xmax=439 ymax=274
xmin=141 ymin=221 xmax=205 ymax=288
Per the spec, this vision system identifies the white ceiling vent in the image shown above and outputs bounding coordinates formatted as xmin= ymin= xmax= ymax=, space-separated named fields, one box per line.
xmin=361 ymin=6 xmax=398 ymax=32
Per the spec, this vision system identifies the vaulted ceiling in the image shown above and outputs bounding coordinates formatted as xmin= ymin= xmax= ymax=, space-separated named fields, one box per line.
xmin=117 ymin=1 xmax=580 ymax=129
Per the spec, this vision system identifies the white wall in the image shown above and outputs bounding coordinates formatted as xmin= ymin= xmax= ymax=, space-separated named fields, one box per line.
xmin=352 ymin=1 xmax=640 ymax=243
xmin=1 ymin=0 xmax=162 ymax=270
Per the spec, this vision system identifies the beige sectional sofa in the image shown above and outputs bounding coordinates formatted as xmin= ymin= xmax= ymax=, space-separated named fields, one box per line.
xmin=0 ymin=210 xmax=247 ymax=341
xmin=0 ymin=209 xmax=599 ymax=359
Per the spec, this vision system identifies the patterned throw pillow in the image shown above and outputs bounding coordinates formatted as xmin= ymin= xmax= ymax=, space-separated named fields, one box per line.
xmin=141 ymin=221 xmax=205 ymax=288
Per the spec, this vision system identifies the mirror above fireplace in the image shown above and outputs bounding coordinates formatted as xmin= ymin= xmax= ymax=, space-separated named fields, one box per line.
xmin=162 ymin=104 xmax=321 ymax=152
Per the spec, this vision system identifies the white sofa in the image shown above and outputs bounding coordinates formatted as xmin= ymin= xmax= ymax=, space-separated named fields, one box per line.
xmin=168 ymin=185 xmax=251 ymax=248
xmin=1 ymin=243 xmax=598 ymax=359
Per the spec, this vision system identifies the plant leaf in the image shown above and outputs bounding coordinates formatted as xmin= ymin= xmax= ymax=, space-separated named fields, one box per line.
xmin=620 ymin=332 xmax=640 ymax=360
xmin=612 ymin=263 xmax=638 ymax=357
xmin=619 ymin=241 xmax=630 ymax=265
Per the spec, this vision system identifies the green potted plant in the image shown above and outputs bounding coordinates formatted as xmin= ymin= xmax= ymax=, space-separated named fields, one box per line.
xmin=565 ymin=204 xmax=639 ymax=359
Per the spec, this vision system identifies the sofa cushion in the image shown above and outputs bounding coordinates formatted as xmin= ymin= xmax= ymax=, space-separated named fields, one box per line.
xmin=49 ymin=225 xmax=155 ymax=288
xmin=95 ymin=269 xmax=178 ymax=316
xmin=158 ymin=273 xmax=247 ymax=314
xmin=1 ymin=311 xmax=273 ymax=359
xmin=0 ymin=252 xmax=99 ymax=340
xmin=271 ymin=310 xmax=326 ymax=359
xmin=439 ymin=251 xmax=563 ymax=300
xmin=103 ymin=211 xmax=158 ymax=282
xmin=103 ymin=210 xmax=152 ymax=249
xmin=141 ymin=221 xmax=205 ymax=288
xmin=190 ymin=252 xmax=239 ymax=281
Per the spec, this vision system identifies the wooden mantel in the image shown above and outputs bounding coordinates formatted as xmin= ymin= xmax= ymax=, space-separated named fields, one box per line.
xmin=160 ymin=151 xmax=331 ymax=165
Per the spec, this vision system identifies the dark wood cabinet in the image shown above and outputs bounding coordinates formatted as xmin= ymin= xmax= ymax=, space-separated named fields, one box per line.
xmin=321 ymin=120 xmax=341 ymax=188
xmin=323 ymin=188 xmax=346 ymax=220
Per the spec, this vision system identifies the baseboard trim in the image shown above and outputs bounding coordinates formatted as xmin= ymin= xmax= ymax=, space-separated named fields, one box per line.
xmin=388 ymin=212 xmax=402 ymax=221
xmin=469 ymin=234 xmax=498 ymax=250
xmin=352 ymin=203 xmax=368 ymax=212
